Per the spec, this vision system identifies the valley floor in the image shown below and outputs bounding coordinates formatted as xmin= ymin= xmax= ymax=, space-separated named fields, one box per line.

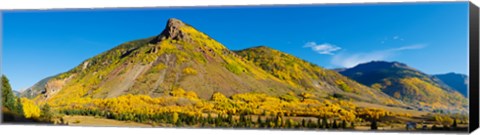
xmin=62 ymin=115 xmax=153 ymax=127
xmin=59 ymin=114 xmax=468 ymax=132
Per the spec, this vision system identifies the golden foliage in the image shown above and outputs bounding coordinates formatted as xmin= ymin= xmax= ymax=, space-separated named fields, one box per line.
xmin=356 ymin=108 xmax=391 ymax=120
xmin=300 ymin=92 xmax=314 ymax=100
xmin=185 ymin=91 xmax=198 ymax=99
xmin=43 ymin=88 xmax=388 ymax=124
xmin=399 ymin=77 xmax=466 ymax=110
xmin=172 ymin=112 xmax=179 ymax=123
xmin=183 ymin=67 xmax=198 ymax=75
xmin=335 ymin=80 xmax=353 ymax=93
xmin=21 ymin=98 xmax=41 ymax=118
xmin=434 ymin=114 xmax=454 ymax=126
xmin=371 ymin=83 xmax=383 ymax=91
xmin=170 ymin=88 xmax=187 ymax=97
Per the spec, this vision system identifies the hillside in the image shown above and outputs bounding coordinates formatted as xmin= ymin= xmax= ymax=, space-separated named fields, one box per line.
xmin=22 ymin=18 xmax=406 ymax=110
xmin=32 ymin=18 xmax=296 ymax=104
xmin=433 ymin=73 xmax=468 ymax=97
xmin=338 ymin=61 xmax=468 ymax=112
xmin=235 ymin=46 xmax=401 ymax=105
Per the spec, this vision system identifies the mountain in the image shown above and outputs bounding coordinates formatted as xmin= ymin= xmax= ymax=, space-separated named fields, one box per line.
xmin=26 ymin=18 xmax=405 ymax=109
xmin=13 ymin=91 xmax=20 ymax=97
xmin=234 ymin=46 xmax=401 ymax=105
xmin=338 ymin=61 xmax=467 ymax=112
xmin=33 ymin=18 xmax=290 ymax=102
xmin=433 ymin=72 xmax=468 ymax=97
xmin=20 ymin=76 xmax=54 ymax=98
xmin=332 ymin=68 xmax=347 ymax=72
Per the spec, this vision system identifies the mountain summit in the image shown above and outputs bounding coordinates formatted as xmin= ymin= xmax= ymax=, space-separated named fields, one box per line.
xmin=32 ymin=18 xmax=284 ymax=102
xmin=151 ymin=18 xmax=189 ymax=43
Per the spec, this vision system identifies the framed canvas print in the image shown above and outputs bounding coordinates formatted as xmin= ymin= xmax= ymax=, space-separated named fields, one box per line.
xmin=1 ymin=1 xmax=479 ymax=134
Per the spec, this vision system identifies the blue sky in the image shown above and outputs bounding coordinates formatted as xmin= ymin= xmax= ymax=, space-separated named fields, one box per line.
xmin=2 ymin=2 xmax=469 ymax=91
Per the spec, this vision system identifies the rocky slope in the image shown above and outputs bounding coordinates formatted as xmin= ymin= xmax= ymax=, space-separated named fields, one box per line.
xmin=20 ymin=76 xmax=54 ymax=98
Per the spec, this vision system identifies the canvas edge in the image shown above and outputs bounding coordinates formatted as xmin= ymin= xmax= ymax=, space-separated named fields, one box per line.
xmin=0 ymin=11 xmax=4 ymax=124
xmin=0 ymin=2 xmax=476 ymax=134
xmin=468 ymin=1 xmax=479 ymax=133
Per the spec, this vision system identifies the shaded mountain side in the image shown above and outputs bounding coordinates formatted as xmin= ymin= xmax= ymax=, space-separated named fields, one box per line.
xmin=20 ymin=76 xmax=54 ymax=98
xmin=433 ymin=73 xmax=468 ymax=97
xmin=234 ymin=46 xmax=404 ymax=106
xmin=339 ymin=61 xmax=468 ymax=112
xmin=332 ymin=68 xmax=347 ymax=72
xmin=26 ymin=18 xmax=407 ymax=110
xmin=13 ymin=91 xmax=20 ymax=96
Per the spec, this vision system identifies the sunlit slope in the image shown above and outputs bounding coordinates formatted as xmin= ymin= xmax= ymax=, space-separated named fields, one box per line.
xmin=339 ymin=61 xmax=467 ymax=112
xmin=35 ymin=18 xmax=299 ymax=104
xmin=25 ymin=18 xmax=406 ymax=110
xmin=235 ymin=46 xmax=403 ymax=106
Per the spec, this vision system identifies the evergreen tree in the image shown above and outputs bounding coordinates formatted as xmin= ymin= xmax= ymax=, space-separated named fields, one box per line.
xmin=207 ymin=113 xmax=212 ymax=124
xmin=341 ymin=120 xmax=347 ymax=129
xmin=301 ymin=119 xmax=306 ymax=128
xmin=317 ymin=117 xmax=322 ymax=128
xmin=265 ymin=118 xmax=272 ymax=128
xmin=257 ymin=116 xmax=263 ymax=127
xmin=332 ymin=120 xmax=338 ymax=129
xmin=239 ymin=114 xmax=247 ymax=127
xmin=286 ymin=119 xmax=293 ymax=128
xmin=215 ymin=114 xmax=222 ymax=126
xmin=14 ymin=98 xmax=24 ymax=116
xmin=227 ymin=113 xmax=233 ymax=123
xmin=323 ymin=117 xmax=329 ymax=128
xmin=307 ymin=119 xmax=314 ymax=128
xmin=175 ymin=119 xmax=183 ymax=127
xmin=247 ymin=115 xmax=253 ymax=128
xmin=452 ymin=119 xmax=458 ymax=128
xmin=370 ymin=120 xmax=378 ymax=130
xmin=1 ymin=75 xmax=16 ymax=112
xmin=41 ymin=103 xmax=53 ymax=120
xmin=201 ymin=117 xmax=207 ymax=127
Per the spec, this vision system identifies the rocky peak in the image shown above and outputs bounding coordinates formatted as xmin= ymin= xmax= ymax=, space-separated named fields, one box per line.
xmin=151 ymin=18 xmax=190 ymax=43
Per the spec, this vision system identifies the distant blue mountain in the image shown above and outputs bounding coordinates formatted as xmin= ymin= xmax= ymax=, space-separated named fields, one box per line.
xmin=433 ymin=72 xmax=468 ymax=97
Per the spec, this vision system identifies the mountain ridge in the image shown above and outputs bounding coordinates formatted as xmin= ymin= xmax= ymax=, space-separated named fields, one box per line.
xmin=338 ymin=61 xmax=467 ymax=112
xmin=21 ymin=18 xmax=409 ymax=110
xmin=433 ymin=72 xmax=468 ymax=97
xmin=235 ymin=46 xmax=403 ymax=105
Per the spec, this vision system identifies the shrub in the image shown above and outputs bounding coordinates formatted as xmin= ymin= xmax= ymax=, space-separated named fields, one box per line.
xmin=183 ymin=67 xmax=198 ymax=75
xmin=225 ymin=62 xmax=244 ymax=75
xmin=335 ymin=80 xmax=353 ymax=92
xmin=170 ymin=88 xmax=187 ymax=97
